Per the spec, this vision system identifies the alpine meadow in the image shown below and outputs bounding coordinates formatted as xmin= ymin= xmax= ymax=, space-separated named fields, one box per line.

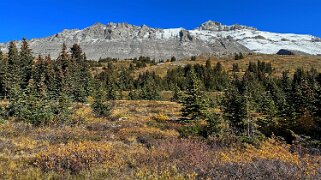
xmin=1 ymin=0 xmax=321 ymax=179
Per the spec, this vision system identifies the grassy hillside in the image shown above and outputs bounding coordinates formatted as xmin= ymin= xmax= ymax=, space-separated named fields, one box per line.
xmin=1 ymin=100 xmax=321 ymax=179
xmin=2 ymin=51 xmax=321 ymax=179
xmin=129 ymin=54 xmax=321 ymax=77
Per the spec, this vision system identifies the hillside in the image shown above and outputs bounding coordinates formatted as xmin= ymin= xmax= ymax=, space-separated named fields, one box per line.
xmin=1 ymin=40 xmax=321 ymax=179
xmin=115 ymin=54 xmax=321 ymax=78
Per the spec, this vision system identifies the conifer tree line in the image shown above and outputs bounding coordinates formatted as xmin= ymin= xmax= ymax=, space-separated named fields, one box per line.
xmin=0 ymin=40 xmax=101 ymax=126
xmin=211 ymin=61 xmax=321 ymax=145
xmin=1 ymin=40 xmax=321 ymax=145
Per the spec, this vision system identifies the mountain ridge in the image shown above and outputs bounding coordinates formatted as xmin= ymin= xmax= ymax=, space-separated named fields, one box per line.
xmin=1 ymin=20 xmax=321 ymax=60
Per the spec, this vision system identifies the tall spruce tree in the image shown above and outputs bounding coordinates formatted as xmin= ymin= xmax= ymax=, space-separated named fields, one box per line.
xmin=92 ymin=86 xmax=112 ymax=117
xmin=70 ymin=44 xmax=91 ymax=102
xmin=222 ymin=86 xmax=248 ymax=135
xmin=0 ymin=50 xmax=6 ymax=98
xmin=180 ymin=69 xmax=208 ymax=120
xmin=19 ymin=38 xmax=33 ymax=89
xmin=7 ymin=42 xmax=21 ymax=94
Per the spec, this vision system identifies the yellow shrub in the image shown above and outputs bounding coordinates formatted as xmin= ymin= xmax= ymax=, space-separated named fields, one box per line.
xmin=118 ymin=126 xmax=179 ymax=140
xmin=13 ymin=137 xmax=38 ymax=152
xmin=34 ymin=141 xmax=112 ymax=173
xmin=86 ymin=96 xmax=95 ymax=105
xmin=219 ymin=138 xmax=321 ymax=176
xmin=69 ymin=106 xmax=104 ymax=124
xmin=219 ymin=138 xmax=299 ymax=164
xmin=135 ymin=166 xmax=197 ymax=180
xmin=152 ymin=113 xmax=169 ymax=122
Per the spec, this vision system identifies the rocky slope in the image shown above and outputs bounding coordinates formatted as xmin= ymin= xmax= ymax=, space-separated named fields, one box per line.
xmin=1 ymin=21 xmax=321 ymax=60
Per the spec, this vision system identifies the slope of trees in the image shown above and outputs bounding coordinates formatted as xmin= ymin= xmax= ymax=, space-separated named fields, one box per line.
xmin=1 ymin=40 xmax=321 ymax=147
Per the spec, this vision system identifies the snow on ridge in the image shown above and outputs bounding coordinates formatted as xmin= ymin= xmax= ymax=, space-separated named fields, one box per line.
xmin=190 ymin=28 xmax=321 ymax=55
xmin=156 ymin=28 xmax=184 ymax=39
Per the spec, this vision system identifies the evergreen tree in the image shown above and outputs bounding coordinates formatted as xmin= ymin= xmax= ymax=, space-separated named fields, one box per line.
xmin=207 ymin=113 xmax=225 ymax=136
xmin=232 ymin=63 xmax=240 ymax=72
xmin=92 ymin=86 xmax=112 ymax=117
xmin=171 ymin=85 xmax=184 ymax=102
xmin=0 ymin=51 xmax=7 ymax=98
xmin=234 ymin=53 xmax=240 ymax=60
xmin=19 ymin=38 xmax=34 ymax=89
xmin=138 ymin=81 xmax=161 ymax=100
xmin=0 ymin=50 xmax=2 ymax=61
xmin=222 ymin=87 xmax=248 ymax=135
xmin=7 ymin=80 xmax=54 ymax=126
xmin=52 ymin=92 xmax=72 ymax=124
xmin=239 ymin=52 xmax=244 ymax=59
xmin=70 ymin=44 xmax=92 ymax=102
xmin=170 ymin=56 xmax=176 ymax=62
xmin=7 ymin=41 xmax=21 ymax=92
xmin=180 ymin=69 xmax=208 ymax=120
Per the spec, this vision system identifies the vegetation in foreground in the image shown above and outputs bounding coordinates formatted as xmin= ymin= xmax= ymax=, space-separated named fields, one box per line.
xmin=0 ymin=40 xmax=321 ymax=178
xmin=1 ymin=100 xmax=321 ymax=179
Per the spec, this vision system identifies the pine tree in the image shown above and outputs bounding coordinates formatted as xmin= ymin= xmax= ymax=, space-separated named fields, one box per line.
xmin=234 ymin=53 xmax=240 ymax=60
xmin=92 ymin=86 xmax=112 ymax=117
xmin=171 ymin=85 xmax=183 ymax=102
xmin=0 ymin=51 xmax=7 ymax=98
xmin=70 ymin=44 xmax=91 ymax=102
xmin=139 ymin=81 xmax=161 ymax=100
xmin=222 ymin=87 xmax=248 ymax=134
xmin=7 ymin=80 xmax=54 ymax=126
xmin=33 ymin=55 xmax=47 ymax=83
xmin=232 ymin=63 xmax=240 ymax=72
xmin=7 ymin=42 xmax=21 ymax=92
xmin=180 ymin=69 xmax=208 ymax=120
xmin=207 ymin=112 xmax=225 ymax=136
xmin=46 ymin=57 xmax=60 ymax=99
xmin=19 ymin=38 xmax=34 ymax=89
xmin=56 ymin=43 xmax=77 ymax=99
xmin=239 ymin=52 xmax=244 ymax=59
xmin=70 ymin=44 xmax=84 ymax=63
xmin=57 ymin=43 xmax=70 ymax=72
xmin=53 ymin=92 xmax=72 ymax=124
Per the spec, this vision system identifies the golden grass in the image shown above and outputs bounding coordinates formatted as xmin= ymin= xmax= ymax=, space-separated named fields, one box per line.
xmin=0 ymin=99 xmax=321 ymax=178
xmin=130 ymin=54 xmax=321 ymax=78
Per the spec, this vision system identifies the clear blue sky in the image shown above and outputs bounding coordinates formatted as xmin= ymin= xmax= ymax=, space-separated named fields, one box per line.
xmin=1 ymin=0 xmax=320 ymax=42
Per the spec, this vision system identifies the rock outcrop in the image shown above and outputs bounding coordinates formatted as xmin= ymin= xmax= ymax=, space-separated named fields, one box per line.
xmin=276 ymin=49 xmax=310 ymax=56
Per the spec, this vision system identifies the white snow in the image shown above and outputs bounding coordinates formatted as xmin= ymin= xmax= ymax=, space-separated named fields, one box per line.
xmin=156 ymin=28 xmax=184 ymax=39
xmin=189 ymin=29 xmax=321 ymax=55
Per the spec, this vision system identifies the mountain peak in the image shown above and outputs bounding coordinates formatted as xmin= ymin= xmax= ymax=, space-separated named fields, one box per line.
xmin=198 ymin=20 xmax=224 ymax=31
xmin=198 ymin=20 xmax=257 ymax=31
xmin=1 ymin=21 xmax=320 ymax=60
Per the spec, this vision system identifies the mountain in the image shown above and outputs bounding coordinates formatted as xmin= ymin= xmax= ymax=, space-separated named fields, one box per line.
xmin=1 ymin=21 xmax=321 ymax=60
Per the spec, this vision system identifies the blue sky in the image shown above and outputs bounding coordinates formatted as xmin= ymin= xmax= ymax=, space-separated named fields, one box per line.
xmin=1 ymin=0 xmax=320 ymax=42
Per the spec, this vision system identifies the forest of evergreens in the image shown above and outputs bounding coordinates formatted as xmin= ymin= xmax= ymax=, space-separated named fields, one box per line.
xmin=1 ymin=39 xmax=321 ymax=147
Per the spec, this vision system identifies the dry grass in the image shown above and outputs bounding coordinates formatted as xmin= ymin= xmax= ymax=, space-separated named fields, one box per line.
xmin=130 ymin=54 xmax=321 ymax=78
xmin=0 ymin=99 xmax=321 ymax=179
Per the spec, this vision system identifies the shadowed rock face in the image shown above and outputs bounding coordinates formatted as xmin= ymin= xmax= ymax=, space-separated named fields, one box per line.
xmin=0 ymin=21 xmax=250 ymax=61
xmin=276 ymin=49 xmax=310 ymax=56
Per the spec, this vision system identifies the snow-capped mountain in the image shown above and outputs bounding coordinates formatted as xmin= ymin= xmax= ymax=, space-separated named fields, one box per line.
xmin=191 ymin=21 xmax=321 ymax=55
xmin=1 ymin=21 xmax=321 ymax=60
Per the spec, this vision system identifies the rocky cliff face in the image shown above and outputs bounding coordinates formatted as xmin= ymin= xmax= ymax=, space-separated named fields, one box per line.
xmin=1 ymin=20 xmax=321 ymax=60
